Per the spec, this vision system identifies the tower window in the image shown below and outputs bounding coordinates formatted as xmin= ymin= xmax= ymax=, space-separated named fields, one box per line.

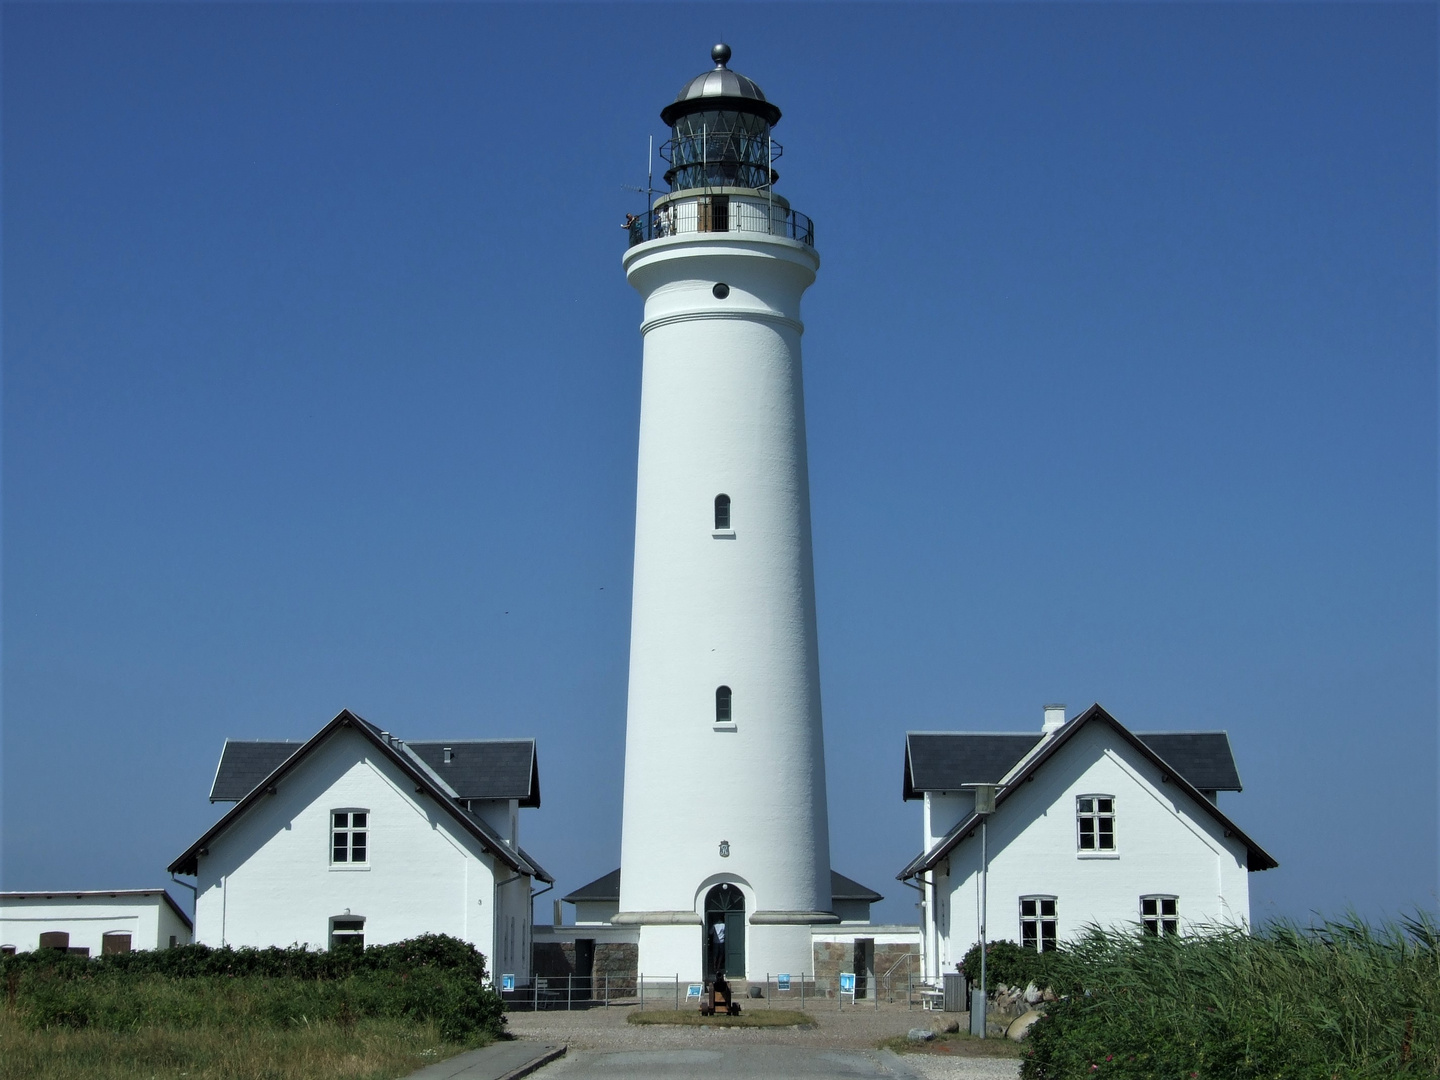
xmin=1141 ymin=895 xmax=1179 ymax=936
xmin=714 ymin=494 xmax=731 ymax=530
xmin=1077 ymin=795 xmax=1115 ymax=852
xmin=330 ymin=917 xmax=365 ymax=952
xmin=712 ymin=283 xmax=730 ymax=299
xmin=715 ymin=686 xmax=733 ymax=724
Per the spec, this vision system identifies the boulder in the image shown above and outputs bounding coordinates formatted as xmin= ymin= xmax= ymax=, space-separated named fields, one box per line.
xmin=907 ymin=1028 xmax=936 ymax=1042
xmin=1007 ymin=1009 xmax=1043 ymax=1042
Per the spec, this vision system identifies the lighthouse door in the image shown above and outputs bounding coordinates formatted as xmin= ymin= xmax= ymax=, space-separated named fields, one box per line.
xmin=703 ymin=883 xmax=746 ymax=978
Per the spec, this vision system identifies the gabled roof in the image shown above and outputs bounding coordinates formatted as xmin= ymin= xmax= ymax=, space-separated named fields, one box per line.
xmin=211 ymin=741 xmax=303 ymax=801
xmin=830 ymin=870 xmax=883 ymax=904
xmin=407 ymin=741 xmax=540 ymax=807
xmin=563 ymin=867 xmax=621 ymax=904
xmin=169 ymin=710 xmax=552 ymax=883
xmin=903 ymin=729 xmax=1243 ymax=800
xmin=897 ymin=704 xmax=1277 ymax=881
xmin=561 ymin=868 xmax=882 ymax=906
xmin=0 ymin=889 xmax=194 ymax=930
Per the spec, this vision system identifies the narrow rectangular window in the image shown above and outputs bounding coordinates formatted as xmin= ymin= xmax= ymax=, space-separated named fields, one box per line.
xmin=1141 ymin=896 xmax=1179 ymax=936
xmin=331 ymin=810 xmax=369 ymax=865
xmin=1020 ymin=896 xmax=1057 ymax=953
xmin=714 ymin=494 xmax=731 ymax=530
xmin=1077 ymin=796 xmax=1115 ymax=851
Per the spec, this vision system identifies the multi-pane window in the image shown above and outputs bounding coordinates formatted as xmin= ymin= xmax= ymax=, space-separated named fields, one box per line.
xmin=715 ymin=686 xmax=733 ymax=724
xmin=330 ymin=918 xmax=365 ymax=952
xmin=1020 ymin=896 xmax=1058 ymax=952
xmin=332 ymin=810 xmax=368 ymax=864
xmin=1141 ymin=895 xmax=1179 ymax=936
xmin=1077 ymin=795 xmax=1115 ymax=851
xmin=714 ymin=494 xmax=731 ymax=530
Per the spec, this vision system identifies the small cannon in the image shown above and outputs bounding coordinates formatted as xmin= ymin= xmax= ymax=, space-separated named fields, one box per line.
xmin=700 ymin=973 xmax=742 ymax=1016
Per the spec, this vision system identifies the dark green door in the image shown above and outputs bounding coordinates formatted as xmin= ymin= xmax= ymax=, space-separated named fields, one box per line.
xmin=704 ymin=883 xmax=745 ymax=978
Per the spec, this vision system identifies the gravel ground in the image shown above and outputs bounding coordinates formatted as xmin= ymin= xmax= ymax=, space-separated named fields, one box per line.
xmin=505 ymin=1004 xmax=1022 ymax=1078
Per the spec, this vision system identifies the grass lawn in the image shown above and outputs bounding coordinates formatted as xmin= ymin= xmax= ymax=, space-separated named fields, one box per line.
xmin=627 ymin=1009 xmax=815 ymax=1028
xmin=879 ymin=1030 xmax=1026 ymax=1058
xmin=0 ymin=1012 xmax=489 ymax=1080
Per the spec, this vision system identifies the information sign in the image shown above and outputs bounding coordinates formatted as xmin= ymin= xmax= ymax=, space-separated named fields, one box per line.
xmin=777 ymin=974 xmax=791 ymax=991
xmin=501 ymin=973 xmax=515 ymax=993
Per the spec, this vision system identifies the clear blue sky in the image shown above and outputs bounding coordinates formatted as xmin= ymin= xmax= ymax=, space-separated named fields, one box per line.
xmin=3 ymin=4 xmax=1435 ymax=929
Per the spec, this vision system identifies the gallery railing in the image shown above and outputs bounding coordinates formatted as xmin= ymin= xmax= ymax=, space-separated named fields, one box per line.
xmin=626 ymin=203 xmax=815 ymax=248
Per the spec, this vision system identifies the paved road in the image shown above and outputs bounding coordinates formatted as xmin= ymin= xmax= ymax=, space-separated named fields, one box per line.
xmin=533 ymin=1046 xmax=1020 ymax=1079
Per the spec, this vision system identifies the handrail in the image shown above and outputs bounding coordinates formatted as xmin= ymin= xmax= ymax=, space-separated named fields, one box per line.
xmin=627 ymin=200 xmax=814 ymax=249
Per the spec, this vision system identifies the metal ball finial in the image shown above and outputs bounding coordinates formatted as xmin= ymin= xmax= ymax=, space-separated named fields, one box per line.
xmin=712 ymin=43 xmax=731 ymax=68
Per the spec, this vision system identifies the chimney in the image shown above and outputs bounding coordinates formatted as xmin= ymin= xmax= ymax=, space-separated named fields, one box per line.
xmin=1042 ymin=704 xmax=1066 ymax=734
xmin=443 ymin=747 xmax=454 ymax=763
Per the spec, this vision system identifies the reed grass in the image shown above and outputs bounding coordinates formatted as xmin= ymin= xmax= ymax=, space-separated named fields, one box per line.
xmin=1020 ymin=913 xmax=1440 ymax=1079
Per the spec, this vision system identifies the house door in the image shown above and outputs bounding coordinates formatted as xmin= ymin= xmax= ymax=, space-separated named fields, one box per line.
xmin=853 ymin=938 xmax=875 ymax=999
xmin=574 ymin=938 xmax=595 ymax=1000
xmin=703 ymin=883 xmax=745 ymax=978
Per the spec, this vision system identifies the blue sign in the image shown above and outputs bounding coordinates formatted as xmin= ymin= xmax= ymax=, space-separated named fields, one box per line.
xmin=501 ymin=973 xmax=515 ymax=992
xmin=839 ymin=972 xmax=856 ymax=995
xmin=687 ymin=984 xmax=703 ymax=999
xmin=777 ymin=974 xmax=791 ymax=991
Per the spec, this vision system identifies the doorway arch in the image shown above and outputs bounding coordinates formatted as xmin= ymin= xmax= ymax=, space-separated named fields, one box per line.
xmin=703 ymin=882 xmax=745 ymax=978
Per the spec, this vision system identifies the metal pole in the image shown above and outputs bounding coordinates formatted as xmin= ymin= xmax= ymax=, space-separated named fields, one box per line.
xmin=567 ymin=972 xmax=572 ymax=1011
xmin=972 ymin=818 xmax=989 ymax=1037
xmin=674 ymin=974 xmax=679 ymax=1011
xmin=767 ymin=134 xmax=773 ymax=233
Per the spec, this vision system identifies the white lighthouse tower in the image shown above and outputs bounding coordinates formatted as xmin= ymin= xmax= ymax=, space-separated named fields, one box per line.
xmin=615 ymin=45 xmax=834 ymax=982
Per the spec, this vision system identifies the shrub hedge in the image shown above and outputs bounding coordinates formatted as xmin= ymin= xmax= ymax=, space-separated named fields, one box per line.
xmin=0 ymin=934 xmax=505 ymax=1042
xmin=959 ymin=939 xmax=1058 ymax=991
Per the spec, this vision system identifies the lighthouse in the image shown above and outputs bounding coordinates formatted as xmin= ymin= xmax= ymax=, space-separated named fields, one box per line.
xmin=615 ymin=44 xmax=834 ymax=981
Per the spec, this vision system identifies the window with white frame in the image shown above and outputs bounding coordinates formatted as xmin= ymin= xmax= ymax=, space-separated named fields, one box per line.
xmin=1141 ymin=895 xmax=1179 ymax=936
xmin=331 ymin=810 xmax=368 ymax=865
xmin=1020 ymin=896 xmax=1058 ymax=952
xmin=1077 ymin=795 xmax=1115 ymax=852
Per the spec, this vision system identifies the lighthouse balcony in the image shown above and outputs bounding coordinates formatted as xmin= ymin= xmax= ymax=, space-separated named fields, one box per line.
xmin=627 ymin=192 xmax=814 ymax=249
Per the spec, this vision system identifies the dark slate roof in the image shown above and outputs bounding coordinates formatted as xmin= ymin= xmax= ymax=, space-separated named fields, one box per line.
xmin=830 ymin=870 xmax=883 ymax=904
xmin=563 ymin=867 xmax=621 ymax=904
xmin=562 ymin=868 xmax=881 ymax=906
xmin=1133 ymin=733 xmax=1242 ymax=792
xmin=898 ymin=705 xmax=1277 ymax=880
xmin=210 ymin=741 xmax=302 ymax=801
xmin=903 ymin=730 xmax=1244 ymax=800
xmin=407 ymin=741 xmax=539 ymax=807
xmin=171 ymin=710 xmax=552 ymax=883
xmin=904 ymin=734 xmax=1039 ymax=799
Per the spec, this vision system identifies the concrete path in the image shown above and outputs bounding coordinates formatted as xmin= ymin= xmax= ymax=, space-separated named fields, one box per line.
xmin=403 ymin=1041 xmax=565 ymax=1080
xmin=530 ymin=1046 xmax=1018 ymax=1079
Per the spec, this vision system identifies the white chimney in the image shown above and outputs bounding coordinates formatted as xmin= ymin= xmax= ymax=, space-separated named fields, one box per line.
xmin=1042 ymin=704 xmax=1067 ymax=734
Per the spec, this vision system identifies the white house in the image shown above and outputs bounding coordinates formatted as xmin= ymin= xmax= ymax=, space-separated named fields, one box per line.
xmin=169 ymin=709 xmax=551 ymax=984
xmin=898 ymin=703 xmax=1277 ymax=981
xmin=1 ymin=890 xmax=193 ymax=955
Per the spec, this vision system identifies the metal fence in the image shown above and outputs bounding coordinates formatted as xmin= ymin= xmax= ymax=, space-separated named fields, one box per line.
xmin=502 ymin=972 xmax=948 ymax=1012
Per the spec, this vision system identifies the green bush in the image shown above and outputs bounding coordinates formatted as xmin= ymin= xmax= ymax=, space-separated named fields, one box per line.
xmin=1019 ymin=914 xmax=1440 ymax=1080
xmin=959 ymin=939 xmax=1058 ymax=991
xmin=0 ymin=934 xmax=505 ymax=1043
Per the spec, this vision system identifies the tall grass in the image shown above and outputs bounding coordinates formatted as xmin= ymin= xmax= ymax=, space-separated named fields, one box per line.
xmin=0 ymin=1010 xmax=466 ymax=1080
xmin=1021 ymin=913 xmax=1440 ymax=1079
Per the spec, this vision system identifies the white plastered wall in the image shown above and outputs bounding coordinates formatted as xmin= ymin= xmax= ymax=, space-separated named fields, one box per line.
xmin=935 ymin=723 xmax=1252 ymax=971
xmin=0 ymin=893 xmax=191 ymax=953
xmin=193 ymin=728 xmax=515 ymax=975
